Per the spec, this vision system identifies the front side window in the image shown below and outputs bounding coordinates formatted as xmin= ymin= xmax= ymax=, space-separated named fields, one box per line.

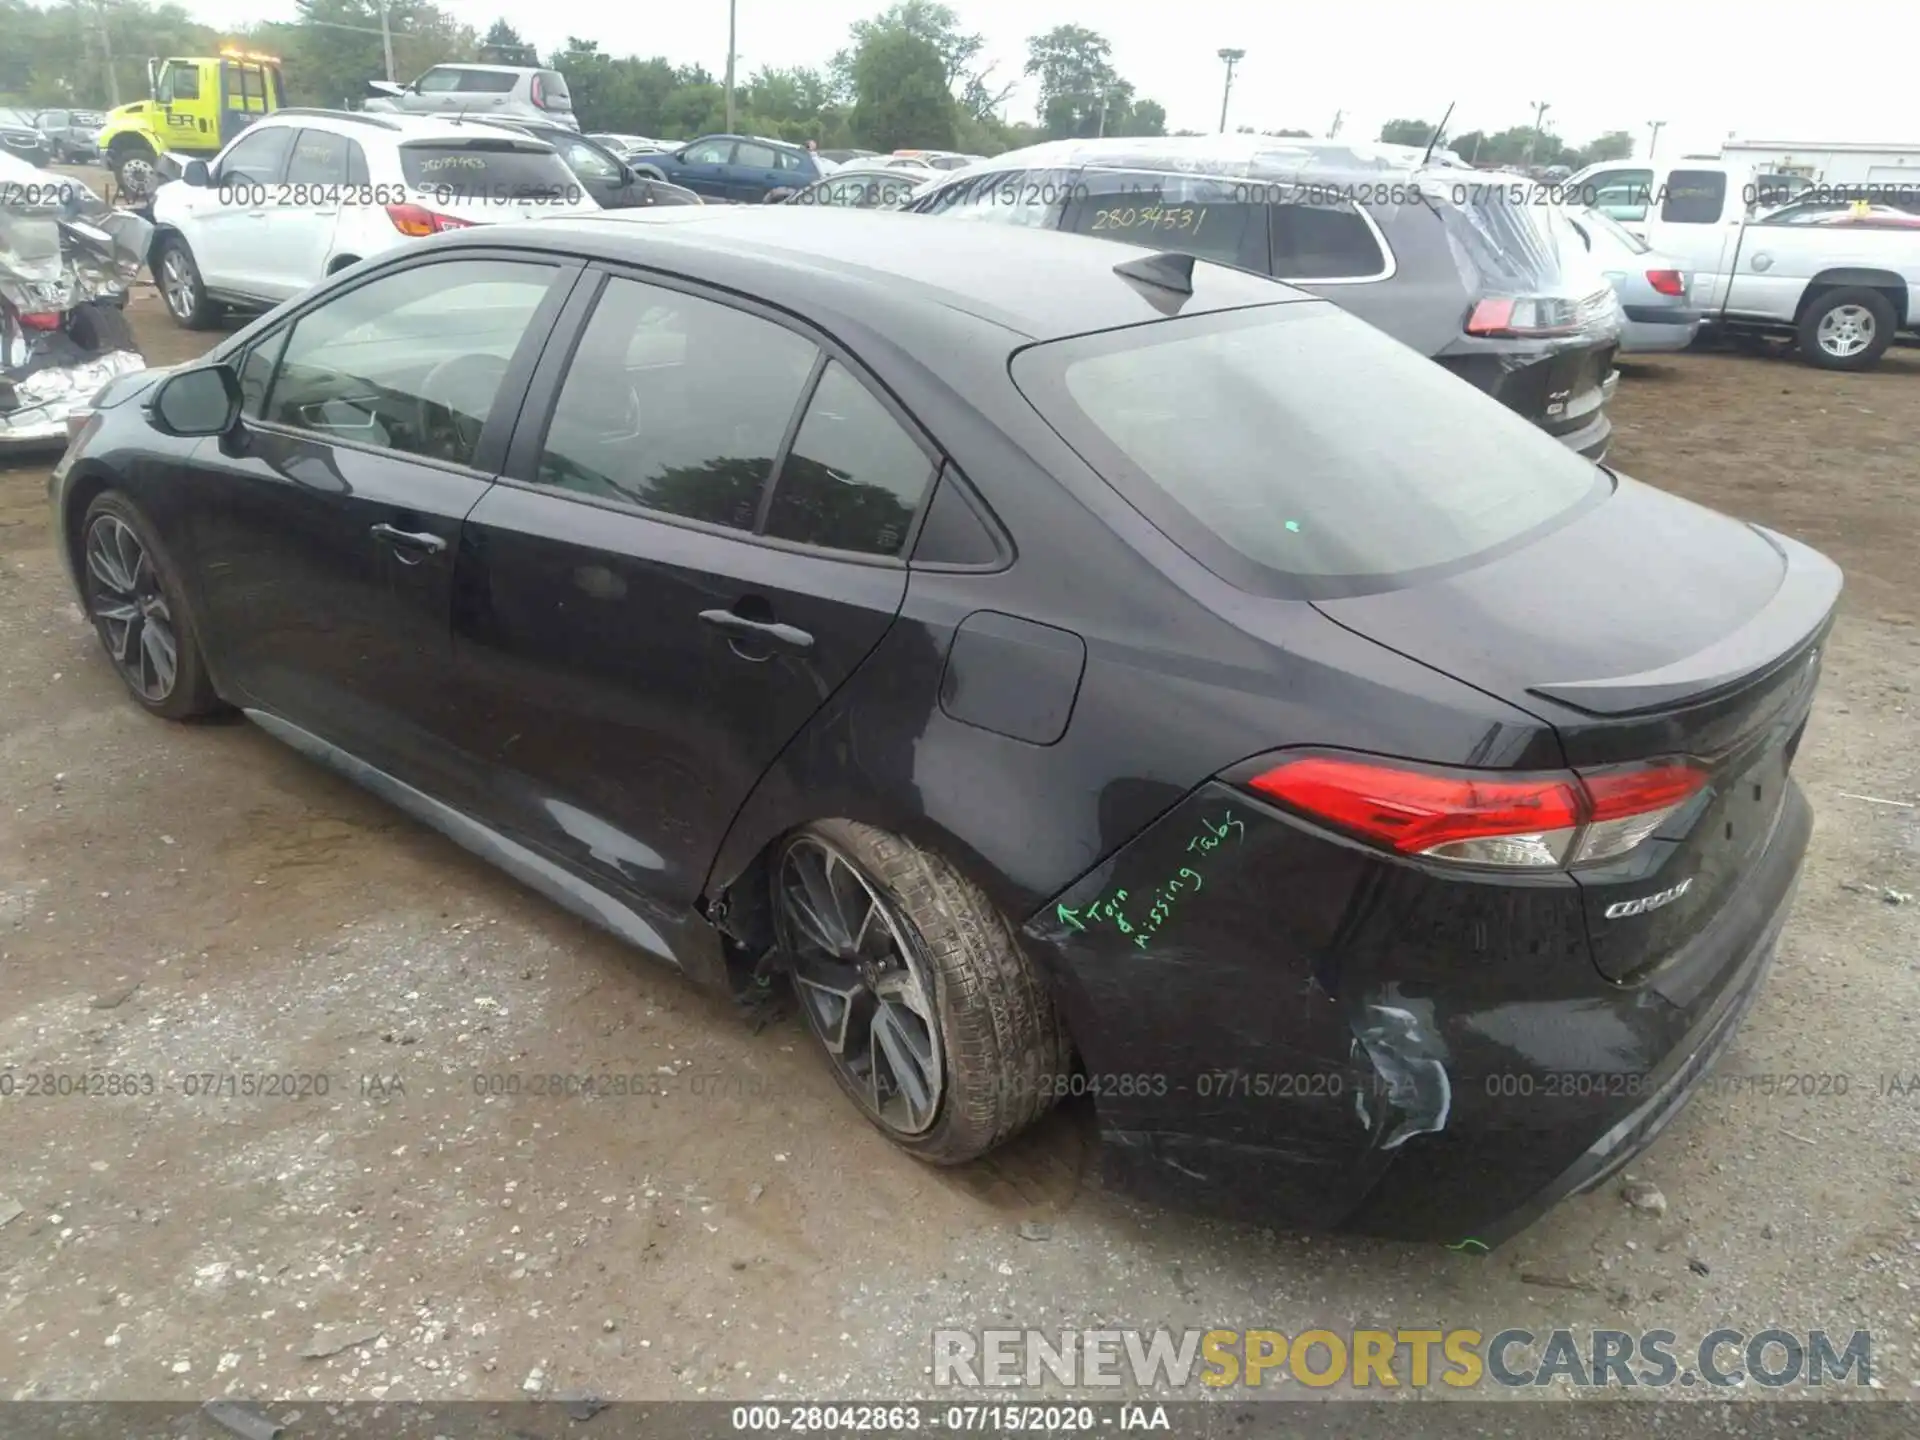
xmin=763 ymin=361 xmax=933 ymax=555
xmin=1586 ymin=167 xmax=1653 ymax=222
xmin=536 ymin=276 xmax=819 ymax=529
xmin=262 ymin=259 xmax=558 ymax=467
xmin=165 ymin=64 xmax=201 ymax=102
xmin=218 ymin=126 xmax=295 ymax=186
xmin=683 ymin=140 xmax=733 ymax=165
xmin=561 ymin=138 xmax=620 ymax=181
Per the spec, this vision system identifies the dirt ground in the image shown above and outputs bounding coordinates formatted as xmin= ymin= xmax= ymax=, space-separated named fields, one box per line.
xmin=0 ymin=292 xmax=1916 ymax=1408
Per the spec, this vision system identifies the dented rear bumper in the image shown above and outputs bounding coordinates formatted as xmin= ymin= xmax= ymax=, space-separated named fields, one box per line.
xmin=1023 ymin=776 xmax=1811 ymax=1247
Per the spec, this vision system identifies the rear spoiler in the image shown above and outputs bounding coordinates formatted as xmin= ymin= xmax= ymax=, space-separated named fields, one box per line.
xmin=1528 ymin=526 xmax=1842 ymax=717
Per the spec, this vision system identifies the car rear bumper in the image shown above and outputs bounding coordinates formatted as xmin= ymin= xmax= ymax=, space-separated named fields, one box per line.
xmin=1621 ymin=307 xmax=1703 ymax=354
xmin=1023 ymin=775 xmax=1812 ymax=1247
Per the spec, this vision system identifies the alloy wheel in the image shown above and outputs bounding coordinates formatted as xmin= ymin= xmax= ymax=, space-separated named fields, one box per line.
xmin=85 ymin=514 xmax=178 ymax=703
xmin=160 ymin=249 xmax=198 ymax=322
xmin=777 ymin=835 xmax=945 ymax=1136
xmin=1816 ymin=304 xmax=1874 ymax=358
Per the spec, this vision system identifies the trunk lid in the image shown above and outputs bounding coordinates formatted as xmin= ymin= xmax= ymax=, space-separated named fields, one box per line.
xmin=1315 ymin=476 xmax=1839 ymax=981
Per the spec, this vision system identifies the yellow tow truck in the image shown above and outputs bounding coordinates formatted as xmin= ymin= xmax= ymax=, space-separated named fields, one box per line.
xmin=94 ymin=49 xmax=285 ymax=199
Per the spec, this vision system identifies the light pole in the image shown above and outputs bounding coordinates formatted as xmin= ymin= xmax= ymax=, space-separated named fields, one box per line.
xmin=377 ymin=0 xmax=396 ymax=82
xmin=1216 ymin=48 xmax=1244 ymax=133
xmin=1522 ymin=99 xmax=1550 ymax=165
xmin=724 ymin=0 xmax=738 ymax=134
xmin=1646 ymin=119 xmax=1665 ymax=160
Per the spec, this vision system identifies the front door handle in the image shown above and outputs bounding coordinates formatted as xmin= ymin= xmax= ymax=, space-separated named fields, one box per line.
xmin=370 ymin=522 xmax=447 ymax=556
xmin=699 ymin=608 xmax=813 ymax=654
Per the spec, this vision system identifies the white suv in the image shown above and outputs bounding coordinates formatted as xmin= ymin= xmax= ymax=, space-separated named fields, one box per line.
xmin=149 ymin=109 xmax=600 ymax=329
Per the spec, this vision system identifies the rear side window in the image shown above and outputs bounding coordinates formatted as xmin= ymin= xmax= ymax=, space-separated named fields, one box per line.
xmin=536 ymin=71 xmax=571 ymax=104
xmin=286 ymin=129 xmax=349 ymax=185
xmin=764 ymin=361 xmax=933 ymax=556
xmin=536 ymin=276 xmax=819 ymax=530
xmin=457 ymin=70 xmax=519 ymax=94
xmin=1062 ymin=184 xmax=1267 ymax=272
xmin=1271 ymin=201 xmax=1387 ymax=279
xmin=399 ymin=141 xmax=576 ymax=199
xmin=1661 ymin=171 xmax=1727 ymax=224
xmin=734 ymin=142 xmax=779 ymax=169
xmin=1012 ymin=304 xmax=1604 ymax=597
xmin=416 ymin=68 xmax=463 ymax=93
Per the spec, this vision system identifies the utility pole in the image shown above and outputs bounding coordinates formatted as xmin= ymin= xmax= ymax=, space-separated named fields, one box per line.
xmin=94 ymin=0 xmax=121 ymax=107
xmin=1522 ymin=99 xmax=1550 ymax=165
xmin=1646 ymin=119 xmax=1665 ymax=160
xmin=377 ymin=0 xmax=397 ymax=82
xmin=724 ymin=0 xmax=738 ymax=134
xmin=1215 ymin=48 xmax=1244 ymax=133
xmin=1328 ymin=108 xmax=1343 ymax=139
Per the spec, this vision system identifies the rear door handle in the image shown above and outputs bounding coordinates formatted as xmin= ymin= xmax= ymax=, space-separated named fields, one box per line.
xmin=699 ymin=608 xmax=813 ymax=654
xmin=370 ymin=522 xmax=447 ymax=556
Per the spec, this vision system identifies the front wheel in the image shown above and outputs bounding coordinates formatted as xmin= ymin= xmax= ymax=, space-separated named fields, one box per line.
xmin=775 ymin=820 xmax=1072 ymax=1163
xmin=1798 ymin=287 xmax=1895 ymax=371
xmin=154 ymin=236 xmax=220 ymax=330
xmin=80 ymin=494 xmax=222 ymax=721
xmin=109 ymin=141 xmax=159 ymax=200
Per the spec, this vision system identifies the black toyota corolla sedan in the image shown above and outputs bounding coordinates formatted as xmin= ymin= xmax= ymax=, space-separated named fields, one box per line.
xmin=49 ymin=209 xmax=1838 ymax=1246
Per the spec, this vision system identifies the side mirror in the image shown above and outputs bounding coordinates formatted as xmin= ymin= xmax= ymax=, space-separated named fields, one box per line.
xmin=151 ymin=364 xmax=242 ymax=437
xmin=618 ymin=164 xmax=637 ymax=185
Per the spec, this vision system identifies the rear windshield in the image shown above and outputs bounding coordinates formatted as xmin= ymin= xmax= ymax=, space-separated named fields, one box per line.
xmin=399 ymin=141 xmax=577 ymax=199
xmin=1012 ymin=302 xmax=1606 ymax=597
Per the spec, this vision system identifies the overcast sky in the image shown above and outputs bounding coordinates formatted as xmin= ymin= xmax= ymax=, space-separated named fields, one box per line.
xmin=201 ymin=0 xmax=1916 ymax=158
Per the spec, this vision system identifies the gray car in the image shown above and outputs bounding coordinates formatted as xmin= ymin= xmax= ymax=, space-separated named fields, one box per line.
xmin=1564 ymin=206 xmax=1699 ymax=354
xmin=364 ymin=63 xmax=578 ymax=130
xmin=33 ymin=108 xmax=106 ymax=164
xmin=904 ymin=136 xmax=1625 ymax=459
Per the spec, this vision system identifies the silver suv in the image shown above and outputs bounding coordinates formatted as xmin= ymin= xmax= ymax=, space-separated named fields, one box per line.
xmin=364 ymin=64 xmax=578 ymax=130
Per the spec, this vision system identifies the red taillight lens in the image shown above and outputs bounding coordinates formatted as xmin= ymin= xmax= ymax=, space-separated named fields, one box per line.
xmin=1646 ymin=268 xmax=1686 ymax=297
xmin=1246 ymin=755 xmax=1707 ymax=870
xmin=1464 ymin=295 xmax=1585 ymax=338
xmin=531 ymin=75 xmax=546 ymax=106
xmin=1464 ymin=298 xmax=1514 ymax=335
xmin=19 ymin=312 xmax=61 ymax=330
xmin=385 ymin=203 xmax=476 ymax=236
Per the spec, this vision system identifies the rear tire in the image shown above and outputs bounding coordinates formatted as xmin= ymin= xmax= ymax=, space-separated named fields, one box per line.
xmin=80 ymin=493 xmax=223 ymax=722
xmin=154 ymin=236 xmax=220 ymax=330
xmin=775 ymin=820 xmax=1072 ymax=1164
xmin=1798 ymin=287 xmax=1895 ymax=371
xmin=66 ymin=300 xmax=140 ymax=358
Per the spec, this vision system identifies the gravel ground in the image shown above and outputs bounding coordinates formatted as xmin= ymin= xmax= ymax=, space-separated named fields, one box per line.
xmin=0 ymin=292 xmax=1916 ymax=1413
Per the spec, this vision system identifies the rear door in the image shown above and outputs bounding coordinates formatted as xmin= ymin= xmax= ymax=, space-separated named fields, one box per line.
xmin=184 ymin=252 xmax=578 ymax=796
xmin=728 ymin=140 xmax=784 ymax=201
xmin=260 ymin=127 xmax=350 ymax=297
xmin=450 ymin=266 xmax=937 ymax=913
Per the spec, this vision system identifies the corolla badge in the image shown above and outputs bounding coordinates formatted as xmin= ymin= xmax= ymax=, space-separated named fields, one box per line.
xmin=1605 ymin=877 xmax=1693 ymax=919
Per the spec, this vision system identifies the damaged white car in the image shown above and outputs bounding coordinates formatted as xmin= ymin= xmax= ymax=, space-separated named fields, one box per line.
xmin=0 ymin=155 xmax=150 ymax=451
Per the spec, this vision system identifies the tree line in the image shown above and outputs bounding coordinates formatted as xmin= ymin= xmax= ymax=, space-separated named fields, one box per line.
xmin=0 ymin=0 xmax=1174 ymax=154
xmin=1377 ymin=116 xmax=1637 ymax=169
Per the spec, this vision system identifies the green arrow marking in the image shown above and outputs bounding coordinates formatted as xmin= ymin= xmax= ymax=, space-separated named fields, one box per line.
xmin=1056 ymin=905 xmax=1085 ymax=932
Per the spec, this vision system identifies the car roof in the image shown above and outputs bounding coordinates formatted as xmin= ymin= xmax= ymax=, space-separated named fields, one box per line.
xmin=947 ymin=134 xmax=1456 ymax=184
xmin=433 ymin=62 xmax=543 ymax=74
xmin=262 ymin=109 xmax=559 ymax=146
xmin=445 ymin=206 xmax=1309 ymax=343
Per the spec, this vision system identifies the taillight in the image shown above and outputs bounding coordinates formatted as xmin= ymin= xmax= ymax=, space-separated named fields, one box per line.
xmin=1646 ymin=268 xmax=1686 ymax=297
xmin=385 ymin=203 xmax=476 ymax=236
xmin=1246 ymin=755 xmax=1708 ymax=870
xmin=19 ymin=312 xmax=61 ymax=330
xmin=1464 ymin=296 xmax=1584 ymax=338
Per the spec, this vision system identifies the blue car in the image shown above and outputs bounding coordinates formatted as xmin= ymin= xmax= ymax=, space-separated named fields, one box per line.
xmin=627 ymin=133 xmax=822 ymax=203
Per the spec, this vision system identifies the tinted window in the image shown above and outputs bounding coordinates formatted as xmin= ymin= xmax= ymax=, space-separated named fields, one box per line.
xmin=1272 ymin=201 xmax=1386 ymax=279
xmin=286 ymin=129 xmax=350 ymax=185
xmin=398 ymin=140 xmax=576 ymax=198
xmin=764 ymin=362 xmax=933 ymax=555
xmin=734 ymin=142 xmax=779 ymax=169
xmin=237 ymin=328 xmax=289 ymax=417
xmin=1661 ymin=171 xmax=1727 ymax=224
xmin=683 ymin=140 xmax=732 ymax=165
xmin=346 ymin=139 xmax=370 ymax=186
xmin=537 ymin=276 xmax=818 ymax=529
xmin=218 ymin=125 xmax=294 ymax=185
xmin=1065 ymin=192 xmax=1263 ymax=270
xmin=264 ymin=260 xmax=556 ymax=467
xmin=1587 ymin=167 xmax=1652 ymax=222
xmin=458 ymin=69 xmax=520 ymax=93
xmin=1012 ymin=304 xmax=1602 ymax=592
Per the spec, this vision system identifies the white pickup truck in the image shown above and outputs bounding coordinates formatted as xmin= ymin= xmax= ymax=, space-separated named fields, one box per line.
xmin=1566 ymin=157 xmax=1920 ymax=369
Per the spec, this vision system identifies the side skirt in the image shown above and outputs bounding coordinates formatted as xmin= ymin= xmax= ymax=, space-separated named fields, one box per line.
xmin=244 ymin=707 xmax=732 ymax=986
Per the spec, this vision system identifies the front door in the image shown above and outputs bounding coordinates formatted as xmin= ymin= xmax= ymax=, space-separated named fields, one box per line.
xmin=450 ymin=267 xmax=937 ymax=922
xmin=671 ymin=139 xmax=735 ymax=199
xmin=197 ymin=124 xmax=297 ymax=298
xmin=182 ymin=253 xmax=579 ymax=792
